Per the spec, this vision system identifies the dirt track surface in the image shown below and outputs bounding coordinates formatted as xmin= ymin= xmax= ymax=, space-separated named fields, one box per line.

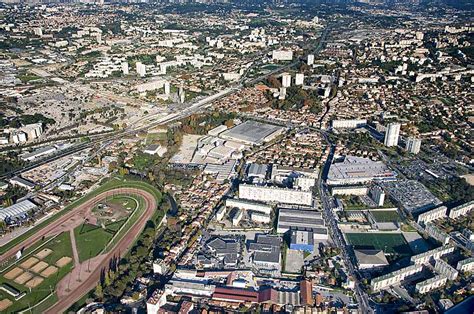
xmin=0 ymin=188 xmax=158 ymax=314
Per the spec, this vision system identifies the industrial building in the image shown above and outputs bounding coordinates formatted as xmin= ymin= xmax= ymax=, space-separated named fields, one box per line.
xmin=327 ymin=156 xmax=396 ymax=185
xmin=219 ymin=120 xmax=285 ymax=146
xmin=289 ymin=230 xmax=314 ymax=252
xmin=0 ymin=199 xmax=38 ymax=221
xmin=417 ymin=206 xmax=447 ymax=225
xmin=277 ymin=208 xmax=328 ymax=239
xmin=239 ymin=184 xmax=313 ymax=206
xmin=21 ymin=146 xmax=56 ymax=161
xmin=248 ymin=234 xmax=281 ymax=275
xmin=354 ymin=249 xmax=389 ymax=270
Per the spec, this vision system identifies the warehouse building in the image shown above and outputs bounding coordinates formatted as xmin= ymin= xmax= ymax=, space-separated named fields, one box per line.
xmin=327 ymin=156 xmax=396 ymax=186
xmin=277 ymin=208 xmax=328 ymax=240
xmin=220 ymin=121 xmax=285 ymax=146
xmin=248 ymin=234 xmax=282 ymax=276
xmin=290 ymin=230 xmax=314 ymax=253
xmin=0 ymin=199 xmax=38 ymax=222
xmin=354 ymin=249 xmax=389 ymax=270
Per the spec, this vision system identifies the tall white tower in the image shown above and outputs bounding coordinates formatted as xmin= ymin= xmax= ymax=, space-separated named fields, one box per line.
xmin=384 ymin=123 xmax=401 ymax=147
xmin=307 ymin=54 xmax=314 ymax=66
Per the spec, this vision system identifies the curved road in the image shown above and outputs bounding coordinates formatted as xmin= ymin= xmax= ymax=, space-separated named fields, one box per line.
xmin=44 ymin=187 xmax=158 ymax=313
xmin=0 ymin=187 xmax=158 ymax=313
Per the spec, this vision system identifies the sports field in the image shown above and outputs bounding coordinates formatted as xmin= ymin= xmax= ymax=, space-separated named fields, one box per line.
xmin=370 ymin=210 xmax=401 ymax=222
xmin=345 ymin=232 xmax=412 ymax=256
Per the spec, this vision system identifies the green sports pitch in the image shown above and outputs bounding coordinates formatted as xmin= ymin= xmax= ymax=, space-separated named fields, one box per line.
xmin=345 ymin=232 xmax=412 ymax=256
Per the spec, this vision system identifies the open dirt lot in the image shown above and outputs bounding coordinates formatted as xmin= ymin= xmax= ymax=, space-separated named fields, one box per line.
xmin=20 ymin=257 xmax=39 ymax=269
xmin=0 ymin=299 xmax=13 ymax=311
xmin=25 ymin=276 xmax=44 ymax=288
xmin=30 ymin=261 xmax=49 ymax=274
xmin=41 ymin=265 xmax=59 ymax=278
xmin=14 ymin=272 xmax=33 ymax=285
xmin=55 ymin=256 xmax=72 ymax=268
xmin=35 ymin=248 xmax=53 ymax=260
xmin=4 ymin=267 xmax=23 ymax=280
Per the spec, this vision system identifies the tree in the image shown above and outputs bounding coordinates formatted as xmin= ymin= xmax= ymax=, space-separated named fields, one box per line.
xmin=95 ymin=284 xmax=103 ymax=300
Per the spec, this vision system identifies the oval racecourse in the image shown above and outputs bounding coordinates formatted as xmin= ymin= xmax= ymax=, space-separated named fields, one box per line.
xmin=0 ymin=181 xmax=161 ymax=313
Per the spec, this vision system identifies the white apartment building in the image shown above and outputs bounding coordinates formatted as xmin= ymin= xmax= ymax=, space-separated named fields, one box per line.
xmin=448 ymin=201 xmax=474 ymax=219
xmin=371 ymin=264 xmax=423 ymax=292
xmin=307 ymin=54 xmax=314 ymax=65
xmin=295 ymin=73 xmax=304 ymax=86
xmin=435 ymin=259 xmax=459 ymax=280
xmin=416 ymin=275 xmax=448 ymax=294
xmin=331 ymin=119 xmax=367 ymax=129
xmin=239 ymin=184 xmax=313 ymax=206
xmin=411 ymin=245 xmax=455 ymax=265
xmin=456 ymin=257 xmax=474 ymax=272
xmin=294 ymin=176 xmax=316 ymax=192
xmin=406 ymin=137 xmax=421 ymax=154
xmin=121 ymin=62 xmax=129 ymax=75
xmin=417 ymin=206 xmax=447 ymax=225
xmin=225 ymin=198 xmax=272 ymax=215
xmin=272 ymin=50 xmax=293 ymax=61
xmin=370 ymin=186 xmax=385 ymax=206
xmin=215 ymin=207 xmax=226 ymax=221
xmin=251 ymin=212 xmax=271 ymax=224
xmin=331 ymin=185 xmax=368 ymax=196
xmin=232 ymin=209 xmax=243 ymax=226
xmin=281 ymin=73 xmax=292 ymax=88
xmin=425 ymin=223 xmax=450 ymax=245
xmin=136 ymin=62 xmax=146 ymax=77
xmin=384 ymin=123 xmax=401 ymax=147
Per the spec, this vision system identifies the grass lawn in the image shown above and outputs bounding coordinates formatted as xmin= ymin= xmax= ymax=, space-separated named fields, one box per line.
xmin=146 ymin=132 xmax=167 ymax=145
xmin=0 ymin=232 xmax=73 ymax=313
xmin=74 ymin=224 xmax=114 ymax=263
xmin=370 ymin=210 xmax=401 ymax=222
xmin=345 ymin=232 xmax=412 ymax=256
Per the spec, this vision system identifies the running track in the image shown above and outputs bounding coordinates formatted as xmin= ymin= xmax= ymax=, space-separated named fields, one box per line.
xmin=1 ymin=188 xmax=158 ymax=313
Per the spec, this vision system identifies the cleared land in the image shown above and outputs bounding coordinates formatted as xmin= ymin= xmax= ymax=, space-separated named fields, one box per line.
xmin=346 ymin=232 xmax=412 ymax=256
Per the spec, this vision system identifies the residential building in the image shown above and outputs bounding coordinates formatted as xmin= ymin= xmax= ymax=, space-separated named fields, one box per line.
xmin=425 ymin=223 xmax=451 ymax=245
xmin=435 ymin=259 xmax=458 ymax=280
xmin=448 ymin=201 xmax=474 ymax=219
xmin=417 ymin=206 xmax=447 ymax=225
xmin=415 ymin=275 xmax=448 ymax=294
xmin=239 ymin=184 xmax=313 ymax=206
xmin=371 ymin=264 xmax=424 ymax=292
xmin=456 ymin=257 xmax=474 ymax=272
xmin=384 ymin=123 xmax=400 ymax=147
xmin=331 ymin=119 xmax=367 ymax=129
xmin=410 ymin=245 xmax=455 ymax=265
xmin=369 ymin=186 xmax=385 ymax=206
xmin=406 ymin=137 xmax=421 ymax=154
